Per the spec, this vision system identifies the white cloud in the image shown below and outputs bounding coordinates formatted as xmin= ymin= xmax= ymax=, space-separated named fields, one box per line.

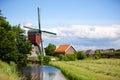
xmin=22 ymin=24 xmax=120 ymax=50
xmin=42 ymin=24 xmax=120 ymax=50
xmin=77 ymin=45 xmax=103 ymax=50
xmin=114 ymin=39 xmax=120 ymax=44
xmin=43 ymin=24 xmax=120 ymax=39
xmin=111 ymin=39 xmax=120 ymax=49
xmin=22 ymin=22 xmax=33 ymax=27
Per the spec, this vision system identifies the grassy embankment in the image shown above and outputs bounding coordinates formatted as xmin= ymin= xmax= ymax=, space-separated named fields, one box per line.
xmin=0 ymin=60 xmax=22 ymax=80
xmin=50 ymin=59 xmax=120 ymax=80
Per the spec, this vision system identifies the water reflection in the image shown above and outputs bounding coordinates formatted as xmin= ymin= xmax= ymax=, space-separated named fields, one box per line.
xmin=22 ymin=65 xmax=66 ymax=80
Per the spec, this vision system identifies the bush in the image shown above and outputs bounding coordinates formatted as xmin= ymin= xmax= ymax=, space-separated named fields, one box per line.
xmin=76 ymin=51 xmax=87 ymax=60
xmin=43 ymin=56 xmax=51 ymax=65
xmin=58 ymin=54 xmax=68 ymax=61
xmin=58 ymin=54 xmax=77 ymax=61
xmin=58 ymin=54 xmax=64 ymax=61
xmin=37 ymin=55 xmax=51 ymax=65
xmin=67 ymin=54 xmax=77 ymax=61
xmin=37 ymin=55 xmax=43 ymax=65
xmin=114 ymin=52 xmax=120 ymax=58
xmin=100 ymin=53 xmax=110 ymax=58
xmin=115 ymin=52 xmax=120 ymax=56
xmin=93 ymin=53 xmax=101 ymax=59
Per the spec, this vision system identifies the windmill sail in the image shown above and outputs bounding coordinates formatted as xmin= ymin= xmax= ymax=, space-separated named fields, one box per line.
xmin=23 ymin=26 xmax=56 ymax=35
xmin=23 ymin=8 xmax=56 ymax=56
xmin=23 ymin=26 xmax=38 ymax=30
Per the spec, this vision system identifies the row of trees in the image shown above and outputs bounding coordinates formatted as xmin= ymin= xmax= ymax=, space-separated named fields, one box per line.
xmin=0 ymin=12 xmax=32 ymax=65
xmin=93 ymin=50 xmax=120 ymax=59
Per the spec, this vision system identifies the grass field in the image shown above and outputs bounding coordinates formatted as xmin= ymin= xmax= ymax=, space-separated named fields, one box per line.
xmin=50 ymin=59 xmax=120 ymax=80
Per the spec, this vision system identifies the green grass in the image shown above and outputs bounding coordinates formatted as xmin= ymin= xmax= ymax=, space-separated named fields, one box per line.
xmin=50 ymin=59 xmax=120 ymax=80
xmin=0 ymin=60 xmax=22 ymax=80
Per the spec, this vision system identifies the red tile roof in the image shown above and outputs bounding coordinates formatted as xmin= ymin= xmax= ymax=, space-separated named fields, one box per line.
xmin=55 ymin=44 xmax=71 ymax=52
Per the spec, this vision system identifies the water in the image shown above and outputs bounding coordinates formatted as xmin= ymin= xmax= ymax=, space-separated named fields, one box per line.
xmin=22 ymin=65 xmax=66 ymax=80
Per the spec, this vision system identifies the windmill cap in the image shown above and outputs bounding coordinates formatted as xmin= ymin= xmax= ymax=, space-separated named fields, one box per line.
xmin=28 ymin=30 xmax=40 ymax=35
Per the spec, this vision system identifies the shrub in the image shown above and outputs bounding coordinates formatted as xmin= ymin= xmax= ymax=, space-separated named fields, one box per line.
xmin=37 ymin=55 xmax=43 ymax=65
xmin=114 ymin=52 xmax=120 ymax=58
xmin=100 ymin=53 xmax=110 ymax=58
xmin=67 ymin=54 xmax=77 ymax=61
xmin=93 ymin=53 xmax=101 ymax=59
xmin=115 ymin=52 xmax=120 ymax=56
xmin=43 ymin=56 xmax=51 ymax=65
xmin=37 ymin=55 xmax=51 ymax=65
xmin=76 ymin=51 xmax=87 ymax=60
xmin=58 ymin=54 xmax=77 ymax=61
xmin=58 ymin=54 xmax=64 ymax=60
xmin=59 ymin=54 xmax=69 ymax=61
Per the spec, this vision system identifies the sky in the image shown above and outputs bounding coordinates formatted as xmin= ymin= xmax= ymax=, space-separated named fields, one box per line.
xmin=0 ymin=0 xmax=120 ymax=50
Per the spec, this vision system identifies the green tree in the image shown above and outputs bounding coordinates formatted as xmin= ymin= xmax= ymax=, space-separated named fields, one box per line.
xmin=0 ymin=13 xmax=32 ymax=65
xmin=114 ymin=49 xmax=120 ymax=57
xmin=109 ymin=48 xmax=115 ymax=52
xmin=116 ymin=49 xmax=120 ymax=52
xmin=12 ymin=25 xmax=32 ymax=65
xmin=44 ymin=43 xmax=56 ymax=56
xmin=0 ymin=15 xmax=19 ymax=63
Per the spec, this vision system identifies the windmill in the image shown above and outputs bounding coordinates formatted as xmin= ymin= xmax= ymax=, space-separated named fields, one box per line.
xmin=23 ymin=8 xmax=56 ymax=56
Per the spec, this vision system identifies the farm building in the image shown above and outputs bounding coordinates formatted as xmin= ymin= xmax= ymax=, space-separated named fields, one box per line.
xmin=55 ymin=44 xmax=76 ymax=55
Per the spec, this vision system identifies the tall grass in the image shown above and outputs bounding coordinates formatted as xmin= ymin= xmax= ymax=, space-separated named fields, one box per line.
xmin=0 ymin=60 xmax=22 ymax=80
xmin=50 ymin=59 xmax=120 ymax=80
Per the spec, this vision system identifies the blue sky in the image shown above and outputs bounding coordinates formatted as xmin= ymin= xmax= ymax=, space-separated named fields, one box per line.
xmin=0 ymin=0 xmax=120 ymax=50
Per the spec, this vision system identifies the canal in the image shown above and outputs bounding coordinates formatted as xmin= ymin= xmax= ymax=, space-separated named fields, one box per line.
xmin=22 ymin=65 xmax=66 ymax=80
